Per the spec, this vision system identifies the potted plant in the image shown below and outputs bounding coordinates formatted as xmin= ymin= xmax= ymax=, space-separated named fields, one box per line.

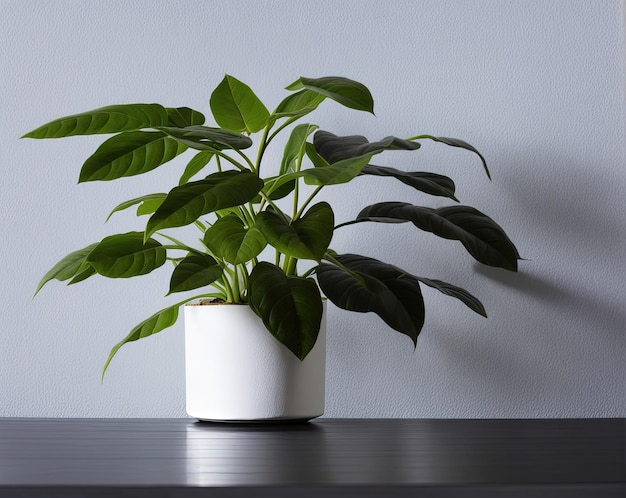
xmin=26 ymin=75 xmax=520 ymax=421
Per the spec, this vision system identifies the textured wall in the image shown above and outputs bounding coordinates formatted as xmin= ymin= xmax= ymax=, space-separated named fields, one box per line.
xmin=1 ymin=0 xmax=624 ymax=417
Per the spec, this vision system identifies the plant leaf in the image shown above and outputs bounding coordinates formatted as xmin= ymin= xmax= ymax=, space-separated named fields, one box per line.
xmin=22 ymin=103 xmax=168 ymax=139
xmin=353 ymin=202 xmax=520 ymax=271
xmin=271 ymin=90 xmax=326 ymax=121
xmin=414 ymin=135 xmax=490 ymax=179
xmin=168 ymin=253 xmax=223 ymax=294
xmin=360 ymin=164 xmax=458 ymax=201
xmin=102 ymin=297 xmax=198 ymax=379
xmin=248 ymin=262 xmax=323 ymax=360
xmin=313 ymin=131 xmax=420 ymax=164
xmin=203 ymin=214 xmax=267 ymax=265
xmin=106 ymin=193 xmax=167 ymax=222
xmin=34 ymin=243 xmax=99 ymax=296
xmin=280 ymin=124 xmax=318 ymax=174
xmin=210 ymin=74 xmax=270 ymax=133
xmin=166 ymin=107 xmax=205 ymax=127
xmin=286 ymin=76 xmax=374 ymax=114
xmin=179 ymin=151 xmax=214 ymax=185
xmin=304 ymin=141 xmax=330 ymax=168
xmin=159 ymin=126 xmax=252 ymax=151
xmin=315 ymin=253 xmax=425 ymax=345
xmin=415 ymin=276 xmax=486 ymax=317
xmin=86 ymin=232 xmax=166 ymax=278
xmin=79 ymin=131 xmax=187 ymax=182
xmin=145 ymin=170 xmax=264 ymax=239
xmin=256 ymin=202 xmax=334 ymax=261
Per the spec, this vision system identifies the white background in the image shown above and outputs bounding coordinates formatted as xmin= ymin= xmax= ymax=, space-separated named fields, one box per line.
xmin=1 ymin=0 xmax=624 ymax=417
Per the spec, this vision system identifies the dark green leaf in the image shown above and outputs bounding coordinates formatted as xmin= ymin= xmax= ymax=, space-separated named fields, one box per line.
xmin=34 ymin=243 xmax=99 ymax=296
xmin=203 ymin=214 xmax=267 ymax=265
xmin=145 ymin=170 xmax=264 ymax=239
xmin=415 ymin=276 xmax=486 ymax=317
xmin=86 ymin=232 xmax=166 ymax=278
xmin=22 ymin=104 xmax=168 ymax=139
xmin=415 ymin=135 xmax=490 ymax=179
xmin=179 ymin=151 xmax=214 ymax=185
xmin=159 ymin=126 xmax=252 ymax=151
xmin=256 ymin=202 xmax=334 ymax=261
xmin=168 ymin=253 xmax=223 ymax=294
xmin=316 ymin=253 xmax=424 ymax=345
xmin=354 ymin=202 xmax=520 ymax=271
xmin=286 ymin=76 xmax=374 ymax=114
xmin=360 ymin=165 xmax=458 ymax=201
xmin=79 ymin=131 xmax=187 ymax=182
xmin=280 ymin=124 xmax=318 ymax=174
xmin=313 ymin=131 xmax=420 ymax=164
xmin=106 ymin=193 xmax=167 ymax=222
xmin=248 ymin=262 xmax=323 ymax=360
xmin=210 ymin=74 xmax=270 ymax=133
xmin=166 ymin=107 xmax=205 ymax=127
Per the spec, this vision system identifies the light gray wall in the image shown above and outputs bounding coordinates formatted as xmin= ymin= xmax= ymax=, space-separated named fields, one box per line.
xmin=1 ymin=0 xmax=624 ymax=418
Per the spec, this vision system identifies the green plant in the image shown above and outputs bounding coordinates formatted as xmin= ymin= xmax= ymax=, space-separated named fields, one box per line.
xmin=25 ymin=75 xmax=520 ymax=376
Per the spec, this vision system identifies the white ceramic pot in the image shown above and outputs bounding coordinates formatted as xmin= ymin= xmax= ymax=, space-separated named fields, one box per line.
xmin=184 ymin=302 xmax=326 ymax=422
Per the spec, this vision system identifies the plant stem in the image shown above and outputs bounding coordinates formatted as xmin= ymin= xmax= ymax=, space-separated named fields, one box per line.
xmin=295 ymin=185 xmax=323 ymax=219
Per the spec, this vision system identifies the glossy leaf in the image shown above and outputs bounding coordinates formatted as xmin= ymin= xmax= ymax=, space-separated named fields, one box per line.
xmin=166 ymin=107 xmax=205 ymax=127
xmin=272 ymin=90 xmax=326 ymax=121
xmin=256 ymin=202 xmax=334 ymax=261
xmin=86 ymin=232 xmax=166 ymax=278
xmin=414 ymin=135 xmax=491 ymax=179
xmin=360 ymin=165 xmax=458 ymax=201
xmin=106 ymin=193 xmax=167 ymax=222
xmin=79 ymin=131 xmax=187 ymax=182
xmin=248 ymin=262 xmax=323 ymax=360
xmin=313 ymin=131 xmax=420 ymax=164
xmin=280 ymin=124 xmax=318 ymax=174
xmin=210 ymin=74 xmax=270 ymax=133
xmin=179 ymin=151 xmax=214 ymax=185
xmin=203 ymin=214 xmax=267 ymax=265
xmin=22 ymin=104 xmax=168 ymax=139
xmin=102 ymin=298 xmax=197 ymax=378
xmin=168 ymin=254 xmax=223 ymax=294
xmin=159 ymin=126 xmax=252 ymax=151
xmin=353 ymin=202 xmax=520 ymax=271
xmin=34 ymin=243 xmax=98 ymax=296
xmin=315 ymin=253 xmax=425 ymax=345
xmin=286 ymin=76 xmax=374 ymax=114
xmin=145 ymin=170 xmax=264 ymax=239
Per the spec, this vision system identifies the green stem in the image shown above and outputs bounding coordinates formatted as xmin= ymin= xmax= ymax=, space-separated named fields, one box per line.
xmin=295 ymin=185 xmax=323 ymax=219
xmin=254 ymin=126 xmax=270 ymax=176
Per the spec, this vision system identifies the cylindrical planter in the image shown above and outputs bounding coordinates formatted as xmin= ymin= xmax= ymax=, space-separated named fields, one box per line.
xmin=184 ymin=302 xmax=326 ymax=422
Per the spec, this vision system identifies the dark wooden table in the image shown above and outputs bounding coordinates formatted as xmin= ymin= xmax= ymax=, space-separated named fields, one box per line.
xmin=0 ymin=418 xmax=623 ymax=497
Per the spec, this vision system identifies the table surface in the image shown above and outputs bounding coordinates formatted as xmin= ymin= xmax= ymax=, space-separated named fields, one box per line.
xmin=0 ymin=418 xmax=624 ymax=497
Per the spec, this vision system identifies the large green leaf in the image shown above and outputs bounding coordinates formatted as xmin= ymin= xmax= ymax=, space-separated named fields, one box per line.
xmin=313 ymin=131 xmax=420 ymax=164
xmin=360 ymin=165 xmax=458 ymax=201
xmin=168 ymin=253 xmax=223 ymax=294
xmin=79 ymin=131 xmax=187 ymax=182
xmin=34 ymin=242 xmax=98 ymax=296
xmin=280 ymin=124 xmax=318 ymax=174
xmin=315 ymin=254 xmax=425 ymax=345
xmin=210 ymin=74 xmax=270 ymax=133
xmin=86 ymin=232 xmax=166 ymax=278
xmin=145 ymin=170 xmax=264 ymax=239
xmin=105 ymin=193 xmax=167 ymax=222
xmin=102 ymin=297 xmax=197 ymax=378
xmin=159 ymin=126 xmax=252 ymax=151
xmin=256 ymin=202 xmax=334 ymax=261
xmin=166 ymin=107 xmax=205 ymax=127
xmin=203 ymin=214 xmax=267 ymax=265
xmin=22 ymin=103 xmax=168 ymax=139
xmin=351 ymin=202 xmax=520 ymax=271
xmin=286 ymin=76 xmax=374 ymax=114
xmin=271 ymin=90 xmax=326 ymax=122
xmin=248 ymin=262 xmax=323 ymax=360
